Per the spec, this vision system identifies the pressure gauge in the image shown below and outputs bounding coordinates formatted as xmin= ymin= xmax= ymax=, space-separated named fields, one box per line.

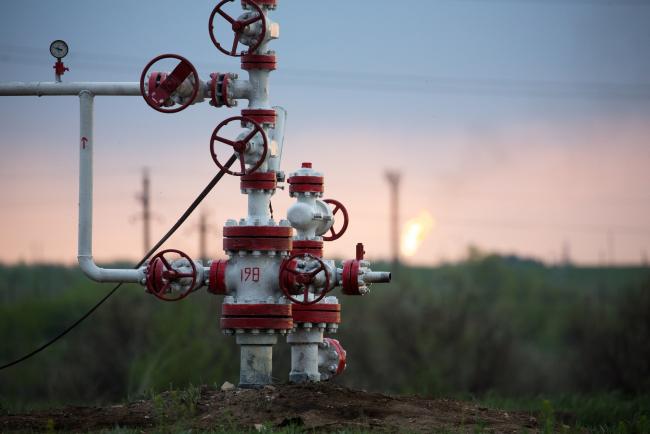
xmin=49 ymin=40 xmax=68 ymax=59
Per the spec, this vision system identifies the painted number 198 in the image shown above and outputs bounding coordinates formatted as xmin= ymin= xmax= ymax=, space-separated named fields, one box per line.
xmin=240 ymin=267 xmax=261 ymax=282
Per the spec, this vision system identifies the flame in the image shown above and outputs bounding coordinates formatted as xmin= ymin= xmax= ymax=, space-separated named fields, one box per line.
xmin=401 ymin=211 xmax=435 ymax=257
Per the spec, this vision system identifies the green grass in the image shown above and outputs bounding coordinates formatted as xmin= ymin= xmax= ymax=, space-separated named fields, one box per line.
xmin=468 ymin=392 xmax=650 ymax=433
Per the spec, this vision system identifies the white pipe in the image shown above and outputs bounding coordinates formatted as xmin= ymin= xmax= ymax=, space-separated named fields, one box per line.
xmin=77 ymin=90 xmax=145 ymax=284
xmin=0 ymin=82 xmax=140 ymax=97
xmin=268 ymin=106 xmax=286 ymax=172
xmin=229 ymin=78 xmax=252 ymax=100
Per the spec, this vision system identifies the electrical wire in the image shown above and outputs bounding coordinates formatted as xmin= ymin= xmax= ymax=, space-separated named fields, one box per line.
xmin=0 ymin=153 xmax=237 ymax=371
xmin=2 ymin=48 xmax=650 ymax=101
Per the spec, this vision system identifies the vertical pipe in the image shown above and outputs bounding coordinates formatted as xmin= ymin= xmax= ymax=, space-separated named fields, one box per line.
xmin=77 ymin=91 xmax=144 ymax=283
xmin=78 ymin=91 xmax=94 ymax=259
xmin=287 ymin=328 xmax=323 ymax=383
xmin=236 ymin=334 xmax=277 ymax=388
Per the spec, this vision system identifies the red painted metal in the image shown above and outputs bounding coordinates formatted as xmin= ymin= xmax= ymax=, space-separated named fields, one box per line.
xmin=224 ymin=237 xmax=292 ymax=251
xmin=221 ymin=73 xmax=234 ymax=107
xmin=292 ymin=240 xmax=324 ymax=258
xmin=241 ymin=179 xmax=276 ymax=190
xmin=148 ymin=72 xmax=169 ymax=100
xmin=341 ymin=259 xmax=361 ymax=295
xmin=221 ymin=317 xmax=293 ymax=330
xmin=140 ymin=54 xmax=199 ymax=114
xmin=356 ymin=242 xmax=365 ymax=260
xmin=289 ymin=184 xmax=325 ymax=194
xmin=292 ymin=303 xmax=340 ymax=312
xmin=208 ymin=259 xmax=229 ymax=294
xmin=53 ymin=60 xmax=69 ymax=76
xmin=325 ymin=338 xmax=347 ymax=376
xmin=210 ymin=72 xmax=234 ymax=108
xmin=322 ymin=199 xmax=349 ymax=242
xmin=279 ymin=253 xmax=332 ymax=305
xmin=241 ymin=54 xmax=277 ymax=71
xmin=209 ymin=0 xmax=267 ymax=57
xmin=287 ymin=176 xmax=323 ymax=185
xmin=222 ymin=303 xmax=291 ymax=317
xmin=292 ymin=303 xmax=341 ymax=324
xmin=287 ymin=175 xmax=324 ymax=194
xmin=241 ymin=109 xmax=277 ymax=125
xmin=210 ymin=116 xmax=269 ymax=176
xmin=223 ymin=225 xmax=293 ymax=238
xmin=292 ymin=240 xmax=323 ymax=249
xmin=146 ymin=249 xmax=197 ymax=302
xmin=301 ymin=162 xmax=312 ymax=168
xmin=243 ymin=0 xmax=277 ymax=6
xmin=292 ymin=310 xmax=340 ymax=324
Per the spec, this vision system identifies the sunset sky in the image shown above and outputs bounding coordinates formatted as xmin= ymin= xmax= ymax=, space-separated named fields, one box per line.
xmin=1 ymin=0 xmax=649 ymax=266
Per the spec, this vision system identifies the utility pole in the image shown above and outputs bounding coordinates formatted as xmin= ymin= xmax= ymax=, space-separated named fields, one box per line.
xmin=561 ymin=239 xmax=571 ymax=267
xmin=607 ymin=229 xmax=615 ymax=266
xmin=136 ymin=168 xmax=151 ymax=256
xmin=385 ymin=171 xmax=401 ymax=267
xmin=198 ymin=212 xmax=208 ymax=264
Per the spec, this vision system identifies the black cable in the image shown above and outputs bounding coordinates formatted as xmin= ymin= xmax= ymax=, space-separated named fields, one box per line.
xmin=0 ymin=154 xmax=237 ymax=371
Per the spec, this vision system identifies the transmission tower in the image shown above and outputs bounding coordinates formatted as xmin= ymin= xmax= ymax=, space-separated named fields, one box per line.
xmin=135 ymin=168 xmax=151 ymax=256
xmin=385 ymin=171 xmax=401 ymax=267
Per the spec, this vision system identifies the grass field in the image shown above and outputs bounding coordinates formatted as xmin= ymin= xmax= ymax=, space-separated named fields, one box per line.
xmin=1 ymin=253 xmax=648 ymax=432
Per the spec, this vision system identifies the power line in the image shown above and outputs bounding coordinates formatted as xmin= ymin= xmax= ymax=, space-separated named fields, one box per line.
xmin=2 ymin=47 xmax=650 ymax=101
xmin=0 ymin=154 xmax=237 ymax=370
xmin=451 ymin=0 xmax=650 ymax=5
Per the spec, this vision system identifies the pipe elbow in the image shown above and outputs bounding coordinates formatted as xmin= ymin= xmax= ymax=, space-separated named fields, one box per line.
xmin=77 ymin=255 xmax=144 ymax=284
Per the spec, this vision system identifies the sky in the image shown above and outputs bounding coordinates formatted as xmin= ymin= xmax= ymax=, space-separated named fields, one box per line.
xmin=0 ymin=0 xmax=649 ymax=266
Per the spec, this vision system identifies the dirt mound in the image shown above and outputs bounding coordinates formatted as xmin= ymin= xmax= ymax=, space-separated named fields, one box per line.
xmin=1 ymin=383 xmax=539 ymax=433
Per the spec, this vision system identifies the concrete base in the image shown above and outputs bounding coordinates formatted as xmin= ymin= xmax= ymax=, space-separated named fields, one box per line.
xmin=287 ymin=328 xmax=323 ymax=383
xmin=236 ymin=334 xmax=278 ymax=388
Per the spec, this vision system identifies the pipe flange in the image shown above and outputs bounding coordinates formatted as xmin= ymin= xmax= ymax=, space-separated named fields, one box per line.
xmin=241 ymin=108 xmax=277 ymax=126
xmin=291 ymin=239 xmax=324 ymax=258
xmin=242 ymin=0 xmax=277 ymax=9
xmin=210 ymin=72 xmax=237 ymax=108
xmin=292 ymin=303 xmax=340 ymax=324
xmin=240 ymin=171 xmax=277 ymax=190
xmin=208 ymin=259 xmax=229 ymax=294
xmin=319 ymin=338 xmax=347 ymax=381
xmin=241 ymin=53 xmax=277 ymax=71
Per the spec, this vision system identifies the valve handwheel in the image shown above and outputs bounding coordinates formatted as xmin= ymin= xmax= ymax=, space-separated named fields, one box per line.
xmin=209 ymin=0 xmax=267 ymax=57
xmin=322 ymin=199 xmax=349 ymax=242
xmin=140 ymin=54 xmax=200 ymax=114
xmin=279 ymin=253 xmax=332 ymax=305
xmin=210 ymin=116 xmax=268 ymax=176
xmin=146 ymin=249 xmax=198 ymax=302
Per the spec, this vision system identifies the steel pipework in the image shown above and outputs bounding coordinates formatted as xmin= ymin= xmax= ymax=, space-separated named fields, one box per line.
xmin=78 ymin=90 xmax=146 ymax=283
xmin=0 ymin=82 xmax=140 ymax=97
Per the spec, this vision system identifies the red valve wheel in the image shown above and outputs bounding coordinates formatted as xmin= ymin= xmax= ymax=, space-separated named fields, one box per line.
xmin=209 ymin=0 xmax=267 ymax=57
xmin=146 ymin=249 xmax=198 ymax=302
xmin=140 ymin=54 xmax=200 ymax=114
xmin=210 ymin=116 xmax=268 ymax=176
xmin=322 ymin=199 xmax=349 ymax=242
xmin=279 ymin=253 xmax=331 ymax=306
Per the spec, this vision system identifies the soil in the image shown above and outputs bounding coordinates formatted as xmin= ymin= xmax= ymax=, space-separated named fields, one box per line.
xmin=0 ymin=383 xmax=540 ymax=433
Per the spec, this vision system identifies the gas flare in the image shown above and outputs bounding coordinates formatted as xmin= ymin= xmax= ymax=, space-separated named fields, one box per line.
xmin=401 ymin=211 xmax=435 ymax=257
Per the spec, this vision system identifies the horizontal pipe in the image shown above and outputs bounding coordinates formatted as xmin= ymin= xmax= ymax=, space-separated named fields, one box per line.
xmin=363 ymin=271 xmax=392 ymax=284
xmin=0 ymin=82 xmax=140 ymax=96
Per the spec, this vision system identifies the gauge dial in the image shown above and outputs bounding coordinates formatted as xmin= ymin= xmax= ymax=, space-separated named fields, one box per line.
xmin=49 ymin=40 xmax=69 ymax=59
